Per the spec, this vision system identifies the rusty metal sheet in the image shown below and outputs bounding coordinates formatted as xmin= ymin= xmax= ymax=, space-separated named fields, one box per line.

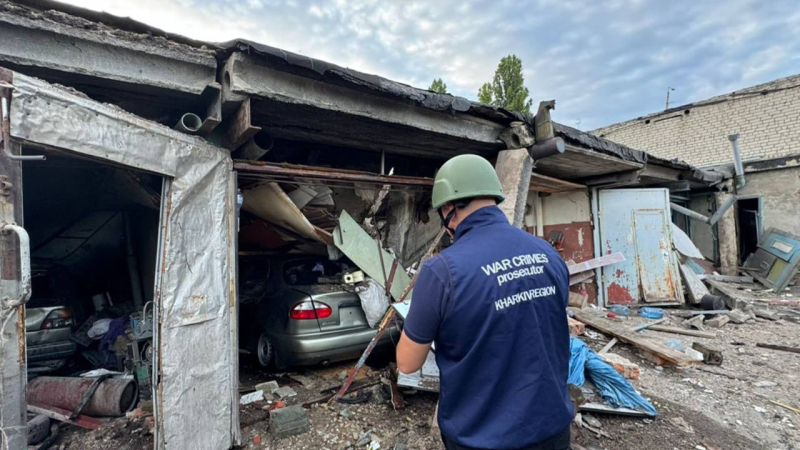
xmin=598 ymin=189 xmax=683 ymax=305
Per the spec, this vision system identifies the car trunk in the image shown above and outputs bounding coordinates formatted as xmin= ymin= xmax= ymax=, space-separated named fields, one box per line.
xmin=294 ymin=286 xmax=369 ymax=332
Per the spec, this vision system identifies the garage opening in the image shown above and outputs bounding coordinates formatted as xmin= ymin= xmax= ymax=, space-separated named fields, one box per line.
xmin=233 ymin=141 xmax=443 ymax=396
xmin=23 ymin=147 xmax=163 ymax=403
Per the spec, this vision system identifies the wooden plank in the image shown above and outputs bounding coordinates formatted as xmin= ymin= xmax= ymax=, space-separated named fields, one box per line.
xmin=598 ymin=338 xmax=618 ymax=355
xmin=756 ymin=343 xmax=800 ymax=355
xmin=647 ymin=325 xmax=716 ymax=339
xmin=569 ymin=271 xmax=595 ymax=286
xmin=573 ymin=311 xmax=700 ymax=366
xmin=699 ymin=274 xmax=754 ymax=283
xmin=680 ymin=264 xmax=709 ymax=304
xmin=568 ymin=252 xmax=625 ymax=275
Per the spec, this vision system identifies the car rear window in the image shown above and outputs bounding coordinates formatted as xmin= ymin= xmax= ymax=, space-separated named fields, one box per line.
xmin=283 ymin=258 xmax=352 ymax=286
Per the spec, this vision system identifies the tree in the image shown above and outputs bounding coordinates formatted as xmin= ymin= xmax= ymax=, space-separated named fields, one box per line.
xmin=476 ymin=55 xmax=533 ymax=115
xmin=429 ymin=78 xmax=448 ymax=94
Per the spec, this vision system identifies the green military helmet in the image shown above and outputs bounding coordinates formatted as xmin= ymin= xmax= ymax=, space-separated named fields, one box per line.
xmin=432 ymin=154 xmax=505 ymax=210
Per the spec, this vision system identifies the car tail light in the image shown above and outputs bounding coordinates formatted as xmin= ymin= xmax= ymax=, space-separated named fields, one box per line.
xmin=290 ymin=301 xmax=331 ymax=320
xmin=41 ymin=308 xmax=74 ymax=330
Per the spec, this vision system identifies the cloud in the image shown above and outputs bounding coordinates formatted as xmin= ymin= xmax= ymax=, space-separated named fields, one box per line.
xmin=59 ymin=0 xmax=800 ymax=130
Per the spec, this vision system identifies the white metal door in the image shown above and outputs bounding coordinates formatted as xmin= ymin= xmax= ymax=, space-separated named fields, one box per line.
xmin=598 ymin=188 xmax=683 ymax=305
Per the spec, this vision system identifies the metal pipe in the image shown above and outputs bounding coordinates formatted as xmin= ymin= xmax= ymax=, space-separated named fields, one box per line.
xmin=27 ymin=377 xmax=138 ymax=417
xmin=1 ymin=222 xmax=31 ymax=307
xmin=590 ymin=188 xmax=606 ymax=307
xmin=235 ymin=132 xmax=273 ymax=161
xmin=173 ymin=113 xmax=203 ymax=135
xmin=728 ymin=133 xmax=746 ymax=191
xmin=1 ymin=96 xmax=45 ymax=161
xmin=670 ymin=202 xmax=710 ymax=223
xmin=528 ymin=137 xmax=565 ymax=160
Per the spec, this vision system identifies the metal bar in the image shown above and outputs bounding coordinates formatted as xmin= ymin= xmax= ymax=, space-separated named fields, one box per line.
xmin=385 ymin=260 xmax=399 ymax=298
xmin=376 ymin=237 xmax=388 ymax=295
xmin=670 ymin=202 xmax=710 ymax=223
xmin=630 ymin=317 xmax=669 ymax=332
xmin=334 ymin=228 xmax=445 ymax=401
xmin=1 ymin=223 xmax=31 ymax=307
xmin=27 ymin=405 xmax=102 ymax=431
xmin=69 ymin=375 xmax=110 ymax=420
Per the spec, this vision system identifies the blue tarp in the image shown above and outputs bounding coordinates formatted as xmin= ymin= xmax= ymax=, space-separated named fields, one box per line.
xmin=568 ymin=337 xmax=658 ymax=417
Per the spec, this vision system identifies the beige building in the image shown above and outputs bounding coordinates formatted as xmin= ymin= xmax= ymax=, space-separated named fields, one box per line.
xmin=592 ymin=74 xmax=800 ymax=272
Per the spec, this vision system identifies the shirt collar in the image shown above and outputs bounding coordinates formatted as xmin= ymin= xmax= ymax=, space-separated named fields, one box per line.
xmin=453 ymin=205 xmax=507 ymax=241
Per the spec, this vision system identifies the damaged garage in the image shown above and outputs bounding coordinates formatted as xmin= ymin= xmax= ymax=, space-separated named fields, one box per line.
xmin=4 ymin=2 xmax=786 ymax=450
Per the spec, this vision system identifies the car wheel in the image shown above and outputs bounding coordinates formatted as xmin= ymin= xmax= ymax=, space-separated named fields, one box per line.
xmin=256 ymin=333 xmax=274 ymax=368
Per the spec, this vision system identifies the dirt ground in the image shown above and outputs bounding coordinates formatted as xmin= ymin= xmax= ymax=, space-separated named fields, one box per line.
xmin=40 ymin=312 xmax=799 ymax=450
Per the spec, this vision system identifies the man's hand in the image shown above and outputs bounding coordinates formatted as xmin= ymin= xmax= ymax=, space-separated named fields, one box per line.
xmin=396 ymin=331 xmax=432 ymax=374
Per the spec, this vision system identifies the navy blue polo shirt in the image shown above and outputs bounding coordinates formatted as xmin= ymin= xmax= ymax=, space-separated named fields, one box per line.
xmin=404 ymin=206 xmax=573 ymax=449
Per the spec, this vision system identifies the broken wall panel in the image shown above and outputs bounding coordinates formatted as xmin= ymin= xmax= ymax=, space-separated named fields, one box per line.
xmin=9 ymin=72 xmax=239 ymax=449
xmin=539 ymin=190 xmax=597 ymax=302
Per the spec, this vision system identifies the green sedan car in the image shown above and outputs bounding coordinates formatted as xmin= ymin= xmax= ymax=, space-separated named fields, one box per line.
xmin=239 ymin=255 xmax=399 ymax=369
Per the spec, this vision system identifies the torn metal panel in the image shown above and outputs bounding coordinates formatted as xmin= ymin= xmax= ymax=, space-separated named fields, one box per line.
xmin=9 ymin=71 xmax=237 ymax=450
xmin=241 ymin=182 xmax=330 ymax=244
xmin=744 ymin=228 xmax=800 ymax=293
xmin=334 ymin=210 xmax=411 ymax=301
xmin=396 ymin=351 xmax=440 ymax=392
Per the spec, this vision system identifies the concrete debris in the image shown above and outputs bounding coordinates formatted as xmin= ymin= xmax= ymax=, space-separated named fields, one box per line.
xmin=753 ymin=406 xmax=767 ymax=414
xmin=727 ymin=309 xmax=750 ymax=324
xmin=753 ymin=381 xmax=777 ymax=388
xmin=669 ymin=416 xmax=695 ymax=434
xmin=683 ymin=315 xmax=706 ymax=331
xmin=239 ymin=390 xmax=264 ymax=405
xmin=274 ymin=386 xmax=298 ymax=399
xmin=705 ymin=315 xmax=730 ymax=328
xmin=255 ymin=381 xmax=280 ymax=394
xmin=753 ymin=308 xmax=780 ymax=321
xmin=599 ymin=352 xmax=640 ymax=380
xmin=270 ymin=405 xmax=311 ymax=439
xmin=583 ymin=414 xmax=602 ymax=428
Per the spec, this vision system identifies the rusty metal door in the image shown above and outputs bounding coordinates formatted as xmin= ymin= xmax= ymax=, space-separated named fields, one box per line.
xmin=598 ymin=188 xmax=683 ymax=305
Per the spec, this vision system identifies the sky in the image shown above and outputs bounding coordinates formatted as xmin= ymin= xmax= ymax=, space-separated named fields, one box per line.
xmin=60 ymin=0 xmax=800 ymax=130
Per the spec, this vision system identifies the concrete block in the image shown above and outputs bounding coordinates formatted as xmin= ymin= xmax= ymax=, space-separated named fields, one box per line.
xmin=255 ymin=381 xmax=280 ymax=394
xmin=727 ymin=309 xmax=750 ymax=324
xmin=494 ymin=148 xmax=533 ymax=227
xmin=705 ymin=315 xmax=730 ymax=328
xmin=270 ymin=405 xmax=310 ymax=439
xmin=274 ymin=386 xmax=297 ymax=399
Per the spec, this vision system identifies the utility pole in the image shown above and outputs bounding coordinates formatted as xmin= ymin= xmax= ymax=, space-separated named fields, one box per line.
xmin=666 ymin=87 xmax=675 ymax=110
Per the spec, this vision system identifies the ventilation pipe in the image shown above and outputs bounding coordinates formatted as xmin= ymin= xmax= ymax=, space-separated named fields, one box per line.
xmin=728 ymin=133 xmax=746 ymax=191
xmin=173 ymin=113 xmax=203 ymax=135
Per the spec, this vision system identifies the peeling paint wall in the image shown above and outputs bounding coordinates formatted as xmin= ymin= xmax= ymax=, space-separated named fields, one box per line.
xmin=537 ymin=189 xmax=597 ymax=302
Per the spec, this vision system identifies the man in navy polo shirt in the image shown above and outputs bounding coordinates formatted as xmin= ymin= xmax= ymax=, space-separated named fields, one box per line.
xmin=396 ymin=154 xmax=573 ymax=450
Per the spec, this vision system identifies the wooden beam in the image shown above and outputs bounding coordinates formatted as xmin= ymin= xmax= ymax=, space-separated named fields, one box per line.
xmin=573 ymin=311 xmax=701 ymax=366
xmin=647 ymin=325 xmax=716 ymax=339
xmin=529 ymin=172 xmax=585 ymax=193
xmin=235 ymin=160 xmax=583 ymax=194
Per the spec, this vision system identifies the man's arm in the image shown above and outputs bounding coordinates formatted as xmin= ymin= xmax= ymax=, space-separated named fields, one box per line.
xmin=396 ymin=332 xmax=432 ymax=374
xmin=395 ymin=257 xmax=449 ymax=373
